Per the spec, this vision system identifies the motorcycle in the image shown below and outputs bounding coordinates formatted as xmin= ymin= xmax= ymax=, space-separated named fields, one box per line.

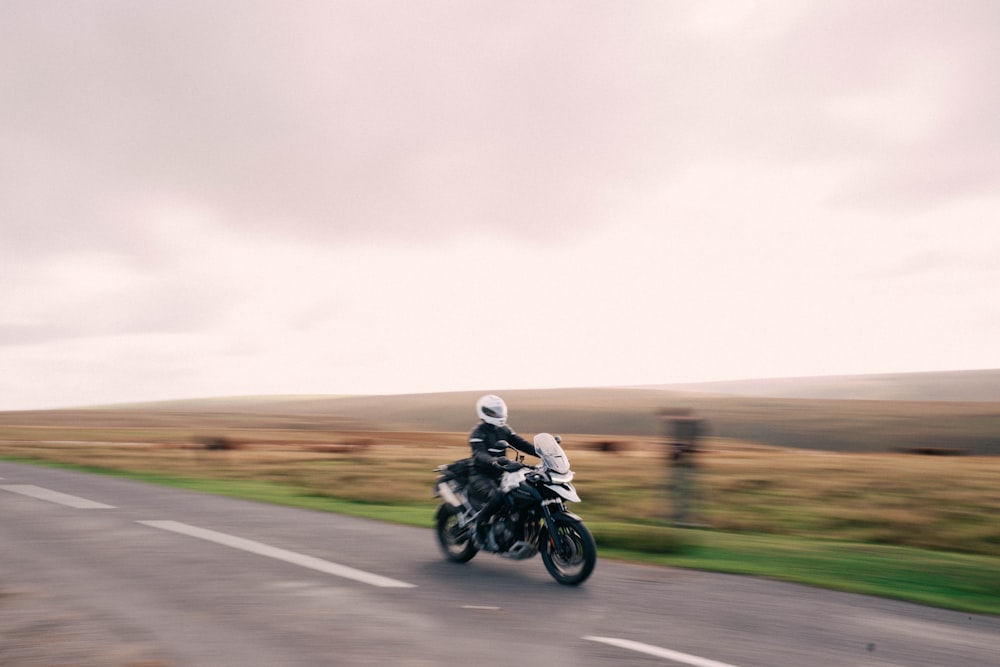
xmin=433 ymin=433 xmax=597 ymax=585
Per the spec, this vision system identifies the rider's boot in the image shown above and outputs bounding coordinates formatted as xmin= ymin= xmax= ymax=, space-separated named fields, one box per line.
xmin=473 ymin=492 xmax=502 ymax=551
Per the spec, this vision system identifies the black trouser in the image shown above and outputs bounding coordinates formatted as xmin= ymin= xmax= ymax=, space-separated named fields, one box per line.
xmin=469 ymin=473 xmax=503 ymax=526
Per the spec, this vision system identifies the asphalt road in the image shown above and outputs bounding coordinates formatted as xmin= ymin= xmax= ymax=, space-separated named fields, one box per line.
xmin=1 ymin=460 xmax=998 ymax=667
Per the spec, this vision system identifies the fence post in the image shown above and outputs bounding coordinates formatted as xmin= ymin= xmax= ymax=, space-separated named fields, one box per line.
xmin=660 ymin=409 xmax=706 ymax=527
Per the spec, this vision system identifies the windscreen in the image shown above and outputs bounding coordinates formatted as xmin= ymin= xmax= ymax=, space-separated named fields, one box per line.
xmin=533 ymin=433 xmax=570 ymax=474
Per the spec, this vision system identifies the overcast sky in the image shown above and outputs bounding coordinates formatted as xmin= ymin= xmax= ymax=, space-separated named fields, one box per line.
xmin=2 ymin=0 xmax=998 ymax=410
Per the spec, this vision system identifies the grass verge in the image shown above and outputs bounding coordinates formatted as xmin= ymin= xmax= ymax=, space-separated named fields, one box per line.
xmin=599 ymin=532 xmax=1000 ymax=616
xmin=6 ymin=456 xmax=999 ymax=616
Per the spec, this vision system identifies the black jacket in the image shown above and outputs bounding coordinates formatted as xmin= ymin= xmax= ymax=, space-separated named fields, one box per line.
xmin=468 ymin=422 xmax=536 ymax=478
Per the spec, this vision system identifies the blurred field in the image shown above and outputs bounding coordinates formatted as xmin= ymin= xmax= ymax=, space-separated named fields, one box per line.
xmin=9 ymin=378 xmax=1000 ymax=454
xmin=2 ymin=379 xmax=999 ymax=613
xmin=1 ymin=422 xmax=998 ymax=556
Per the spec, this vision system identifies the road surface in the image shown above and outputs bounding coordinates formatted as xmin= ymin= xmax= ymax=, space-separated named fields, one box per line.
xmin=1 ymin=460 xmax=997 ymax=666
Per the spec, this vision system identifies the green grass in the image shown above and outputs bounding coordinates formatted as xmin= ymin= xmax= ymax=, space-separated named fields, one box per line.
xmin=603 ymin=531 xmax=1000 ymax=616
xmin=6 ymin=456 xmax=999 ymax=616
xmin=2 ymin=458 xmax=435 ymax=527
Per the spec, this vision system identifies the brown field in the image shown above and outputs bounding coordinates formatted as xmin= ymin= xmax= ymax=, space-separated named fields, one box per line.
xmin=9 ymin=377 xmax=1000 ymax=454
xmin=3 ymin=377 xmax=999 ymax=556
xmin=2 ymin=410 xmax=998 ymax=556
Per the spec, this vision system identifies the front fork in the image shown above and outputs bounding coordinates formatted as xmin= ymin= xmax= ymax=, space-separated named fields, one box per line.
xmin=541 ymin=499 xmax=578 ymax=556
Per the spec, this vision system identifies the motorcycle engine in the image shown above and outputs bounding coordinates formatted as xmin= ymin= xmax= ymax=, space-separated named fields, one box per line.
xmin=491 ymin=513 xmax=519 ymax=551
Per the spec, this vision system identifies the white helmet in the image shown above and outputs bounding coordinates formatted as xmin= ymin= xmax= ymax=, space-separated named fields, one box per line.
xmin=476 ymin=394 xmax=508 ymax=427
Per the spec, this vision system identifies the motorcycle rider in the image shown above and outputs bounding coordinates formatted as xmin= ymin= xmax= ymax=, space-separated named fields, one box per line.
xmin=468 ymin=394 xmax=537 ymax=548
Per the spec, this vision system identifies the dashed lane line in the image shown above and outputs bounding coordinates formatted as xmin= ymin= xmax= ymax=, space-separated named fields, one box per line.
xmin=1 ymin=481 xmax=414 ymax=589
xmin=138 ymin=520 xmax=416 ymax=589
xmin=584 ymin=636 xmax=743 ymax=667
xmin=0 ymin=484 xmax=116 ymax=509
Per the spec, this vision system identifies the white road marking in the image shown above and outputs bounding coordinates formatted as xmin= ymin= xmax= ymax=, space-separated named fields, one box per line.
xmin=584 ymin=636 xmax=743 ymax=667
xmin=0 ymin=484 xmax=115 ymax=509
xmin=138 ymin=520 xmax=415 ymax=589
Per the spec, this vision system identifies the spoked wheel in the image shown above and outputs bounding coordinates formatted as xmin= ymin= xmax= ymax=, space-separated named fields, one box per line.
xmin=435 ymin=504 xmax=479 ymax=563
xmin=540 ymin=519 xmax=597 ymax=585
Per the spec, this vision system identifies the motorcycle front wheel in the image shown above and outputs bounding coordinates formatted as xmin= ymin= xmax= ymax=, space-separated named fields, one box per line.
xmin=435 ymin=504 xmax=479 ymax=563
xmin=540 ymin=518 xmax=597 ymax=585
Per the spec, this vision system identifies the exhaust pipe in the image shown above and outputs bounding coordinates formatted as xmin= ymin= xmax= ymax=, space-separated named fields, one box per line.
xmin=437 ymin=481 xmax=462 ymax=508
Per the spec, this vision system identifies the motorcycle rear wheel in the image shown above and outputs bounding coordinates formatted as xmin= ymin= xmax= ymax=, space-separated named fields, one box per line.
xmin=435 ymin=504 xmax=479 ymax=563
xmin=540 ymin=519 xmax=596 ymax=585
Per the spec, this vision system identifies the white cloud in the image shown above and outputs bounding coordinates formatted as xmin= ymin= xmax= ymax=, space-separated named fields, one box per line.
xmin=682 ymin=0 xmax=805 ymax=40
xmin=825 ymin=57 xmax=956 ymax=145
xmin=1 ymin=1 xmax=998 ymax=409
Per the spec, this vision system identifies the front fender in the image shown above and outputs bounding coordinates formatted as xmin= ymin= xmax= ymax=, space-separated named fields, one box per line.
xmin=550 ymin=508 xmax=583 ymax=523
xmin=542 ymin=498 xmax=583 ymax=523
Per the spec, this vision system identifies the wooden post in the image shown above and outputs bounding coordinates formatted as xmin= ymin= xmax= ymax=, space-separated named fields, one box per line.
xmin=659 ymin=409 xmax=705 ymax=527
